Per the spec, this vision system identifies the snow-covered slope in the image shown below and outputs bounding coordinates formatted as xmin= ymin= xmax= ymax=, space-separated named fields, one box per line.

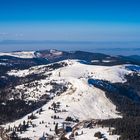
xmin=3 ymin=60 xmax=137 ymax=140
xmin=8 ymin=59 xmax=131 ymax=83
xmin=52 ymin=60 xmax=130 ymax=83
xmin=7 ymin=60 xmax=132 ymax=102
xmin=4 ymin=83 xmax=120 ymax=139
xmin=74 ymin=127 xmax=119 ymax=140
xmin=0 ymin=51 xmax=35 ymax=58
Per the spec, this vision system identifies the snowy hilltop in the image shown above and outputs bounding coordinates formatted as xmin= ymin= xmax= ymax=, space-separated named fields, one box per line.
xmin=0 ymin=51 xmax=140 ymax=140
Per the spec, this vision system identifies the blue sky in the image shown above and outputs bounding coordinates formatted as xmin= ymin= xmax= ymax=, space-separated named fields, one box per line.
xmin=0 ymin=0 xmax=140 ymax=42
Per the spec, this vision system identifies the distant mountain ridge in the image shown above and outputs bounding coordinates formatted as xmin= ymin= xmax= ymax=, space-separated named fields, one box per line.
xmin=0 ymin=49 xmax=140 ymax=67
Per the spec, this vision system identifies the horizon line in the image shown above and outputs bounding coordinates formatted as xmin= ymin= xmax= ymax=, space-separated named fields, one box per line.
xmin=0 ymin=40 xmax=140 ymax=44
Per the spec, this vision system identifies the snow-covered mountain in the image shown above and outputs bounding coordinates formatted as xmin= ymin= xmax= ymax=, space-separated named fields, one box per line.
xmin=0 ymin=59 xmax=139 ymax=140
xmin=0 ymin=51 xmax=140 ymax=140
xmin=0 ymin=51 xmax=35 ymax=59
xmin=7 ymin=60 xmax=131 ymax=101
xmin=0 ymin=50 xmax=63 ymax=59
